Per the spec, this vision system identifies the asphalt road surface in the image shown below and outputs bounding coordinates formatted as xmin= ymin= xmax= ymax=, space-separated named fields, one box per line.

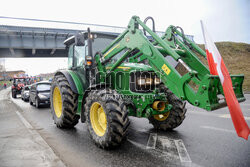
xmin=4 ymin=89 xmax=250 ymax=167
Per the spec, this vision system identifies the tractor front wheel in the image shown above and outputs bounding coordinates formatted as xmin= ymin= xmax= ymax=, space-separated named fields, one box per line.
xmin=84 ymin=89 xmax=130 ymax=149
xmin=50 ymin=74 xmax=80 ymax=128
xmin=12 ymin=90 xmax=16 ymax=98
xmin=148 ymin=88 xmax=186 ymax=130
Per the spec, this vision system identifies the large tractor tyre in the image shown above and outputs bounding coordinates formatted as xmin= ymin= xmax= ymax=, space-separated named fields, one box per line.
xmin=84 ymin=89 xmax=130 ymax=149
xmin=12 ymin=90 xmax=17 ymax=98
xmin=148 ymin=87 xmax=187 ymax=130
xmin=50 ymin=74 xmax=80 ymax=128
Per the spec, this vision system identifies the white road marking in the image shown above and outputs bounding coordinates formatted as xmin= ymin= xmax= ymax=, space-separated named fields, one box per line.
xmin=241 ymin=104 xmax=250 ymax=106
xmin=219 ymin=114 xmax=250 ymax=120
xmin=189 ymin=111 xmax=250 ymax=121
xmin=146 ymin=133 xmax=157 ymax=149
xmin=148 ymin=135 xmax=192 ymax=164
xmin=200 ymin=126 xmax=235 ymax=133
xmin=174 ymin=139 xmax=192 ymax=163
xmin=127 ymin=139 xmax=146 ymax=149
xmin=158 ymin=136 xmax=180 ymax=161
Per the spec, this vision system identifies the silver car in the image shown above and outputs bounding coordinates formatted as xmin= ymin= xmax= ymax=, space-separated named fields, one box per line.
xmin=21 ymin=85 xmax=31 ymax=101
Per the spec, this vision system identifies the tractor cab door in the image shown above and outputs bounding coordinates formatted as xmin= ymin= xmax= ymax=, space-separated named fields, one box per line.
xmin=68 ymin=42 xmax=86 ymax=69
xmin=68 ymin=37 xmax=89 ymax=87
xmin=73 ymin=45 xmax=86 ymax=69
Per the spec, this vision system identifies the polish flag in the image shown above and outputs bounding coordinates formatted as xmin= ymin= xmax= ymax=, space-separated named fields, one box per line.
xmin=201 ymin=21 xmax=250 ymax=140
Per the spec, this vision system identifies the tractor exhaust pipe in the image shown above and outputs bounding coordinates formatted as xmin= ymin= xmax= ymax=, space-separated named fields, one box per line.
xmin=152 ymin=101 xmax=166 ymax=111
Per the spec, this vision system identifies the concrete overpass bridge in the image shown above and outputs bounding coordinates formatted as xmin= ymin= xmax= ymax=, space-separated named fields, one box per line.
xmin=0 ymin=16 xmax=193 ymax=58
xmin=0 ymin=25 xmax=83 ymax=58
xmin=0 ymin=16 xmax=130 ymax=58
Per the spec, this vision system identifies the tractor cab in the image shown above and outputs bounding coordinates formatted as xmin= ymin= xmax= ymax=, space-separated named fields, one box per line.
xmin=64 ymin=31 xmax=119 ymax=70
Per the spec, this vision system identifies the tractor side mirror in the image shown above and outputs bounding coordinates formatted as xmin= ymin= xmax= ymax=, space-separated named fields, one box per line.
xmin=75 ymin=34 xmax=85 ymax=46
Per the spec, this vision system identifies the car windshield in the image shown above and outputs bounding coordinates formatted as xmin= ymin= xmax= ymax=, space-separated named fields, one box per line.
xmin=37 ymin=84 xmax=51 ymax=91
xmin=24 ymin=87 xmax=30 ymax=90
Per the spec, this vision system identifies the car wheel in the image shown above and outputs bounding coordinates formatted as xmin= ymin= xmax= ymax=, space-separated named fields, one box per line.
xmin=29 ymin=98 xmax=33 ymax=105
xmin=35 ymin=98 xmax=40 ymax=108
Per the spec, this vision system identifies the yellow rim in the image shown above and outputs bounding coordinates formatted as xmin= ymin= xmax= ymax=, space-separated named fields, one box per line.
xmin=153 ymin=111 xmax=170 ymax=121
xmin=53 ymin=86 xmax=62 ymax=118
xmin=90 ymin=102 xmax=107 ymax=136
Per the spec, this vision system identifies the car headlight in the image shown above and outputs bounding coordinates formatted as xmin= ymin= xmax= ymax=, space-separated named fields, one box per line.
xmin=38 ymin=94 xmax=47 ymax=99
xmin=154 ymin=77 xmax=160 ymax=85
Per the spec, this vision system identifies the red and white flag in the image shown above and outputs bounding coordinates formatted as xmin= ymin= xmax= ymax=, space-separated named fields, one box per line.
xmin=201 ymin=21 xmax=250 ymax=140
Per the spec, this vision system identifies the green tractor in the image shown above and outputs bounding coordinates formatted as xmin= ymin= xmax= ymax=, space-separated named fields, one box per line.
xmin=50 ymin=16 xmax=245 ymax=149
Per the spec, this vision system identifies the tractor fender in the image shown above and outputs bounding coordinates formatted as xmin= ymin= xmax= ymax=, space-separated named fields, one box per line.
xmin=82 ymin=83 xmax=111 ymax=100
xmin=54 ymin=70 xmax=78 ymax=94
xmin=55 ymin=70 xmax=86 ymax=119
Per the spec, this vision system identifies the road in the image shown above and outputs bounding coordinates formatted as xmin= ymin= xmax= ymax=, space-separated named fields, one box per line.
xmin=3 ymin=88 xmax=250 ymax=167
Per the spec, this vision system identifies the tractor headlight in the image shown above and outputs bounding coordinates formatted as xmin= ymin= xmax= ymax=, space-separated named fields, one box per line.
xmin=137 ymin=78 xmax=146 ymax=85
xmin=146 ymin=78 xmax=153 ymax=85
xmin=137 ymin=78 xmax=153 ymax=85
xmin=154 ymin=77 xmax=160 ymax=85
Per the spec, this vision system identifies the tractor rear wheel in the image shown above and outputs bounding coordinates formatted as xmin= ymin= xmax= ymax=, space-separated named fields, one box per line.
xmin=84 ymin=89 xmax=130 ymax=149
xmin=50 ymin=74 xmax=80 ymax=128
xmin=148 ymin=87 xmax=186 ymax=130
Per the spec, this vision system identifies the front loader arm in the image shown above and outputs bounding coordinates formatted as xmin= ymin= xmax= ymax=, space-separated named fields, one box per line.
xmin=95 ymin=16 xmax=245 ymax=111
xmin=163 ymin=25 xmax=245 ymax=102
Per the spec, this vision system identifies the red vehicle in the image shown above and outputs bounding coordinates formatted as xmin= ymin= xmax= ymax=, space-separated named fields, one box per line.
xmin=11 ymin=77 xmax=27 ymax=98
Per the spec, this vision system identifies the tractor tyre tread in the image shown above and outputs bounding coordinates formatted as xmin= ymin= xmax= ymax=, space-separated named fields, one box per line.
xmin=50 ymin=74 xmax=79 ymax=128
xmin=148 ymin=86 xmax=186 ymax=130
xmin=12 ymin=91 xmax=17 ymax=98
xmin=84 ymin=89 xmax=130 ymax=149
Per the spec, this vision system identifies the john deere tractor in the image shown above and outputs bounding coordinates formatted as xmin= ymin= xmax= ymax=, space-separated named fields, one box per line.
xmin=50 ymin=16 xmax=245 ymax=149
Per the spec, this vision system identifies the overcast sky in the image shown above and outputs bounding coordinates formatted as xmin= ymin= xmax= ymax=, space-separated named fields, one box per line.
xmin=0 ymin=0 xmax=249 ymax=75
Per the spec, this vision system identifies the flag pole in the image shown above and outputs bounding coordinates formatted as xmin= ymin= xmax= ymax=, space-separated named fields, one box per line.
xmin=200 ymin=20 xmax=207 ymax=49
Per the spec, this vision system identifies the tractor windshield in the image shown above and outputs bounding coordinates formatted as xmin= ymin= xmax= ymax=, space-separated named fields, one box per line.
xmin=92 ymin=36 xmax=126 ymax=64
xmin=14 ymin=78 xmax=25 ymax=84
xmin=92 ymin=37 xmax=115 ymax=55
